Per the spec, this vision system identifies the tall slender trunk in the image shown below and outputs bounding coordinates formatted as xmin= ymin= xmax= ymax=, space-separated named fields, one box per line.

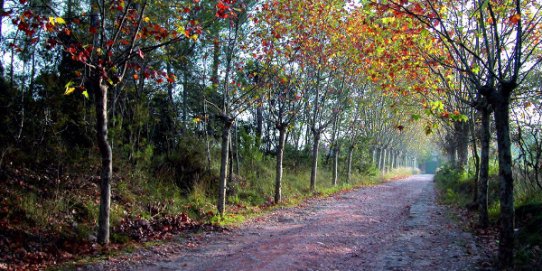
xmin=331 ymin=116 xmax=340 ymax=186
xmin=310 ymin=131 xmax=320 ymax=192
xmin=203 ymin=101 xmax=211 ymax=170
xmin=332 ymin=144 xmax=339 ymax=186
xmin=469 ymin=118 xmax=480 ymax=206
xmin=235 ymin=124 xmax=240 ymax=176
xmin=347 ymin=146 xmax=354 ymax=183
xmin=378 ymin=148 xmax=384 ymax=172
xmin=275 ymin=126 xmax=287 ymax=203
xmin=95 ymin=78 xmax=113 ymax=245
xmin=218 ymin=118 xmax=233 ymax=215
xmin=491 ymin=87 xmax=515 ymax=269
xmin=446 ymin=137 xmax=457 ymax=167
xmin=372 ymin=147 xmax=377 ymax=166
xmin=478 ymin=107 xmax=490 ymax=227
xmin=391 ymin=150 xmax=397 ymax=169
xmin=456 ymin=121 xmax=470 ymax=170
xmin=228 ymin=135 xmax=233 ymax=184
xmin=382 ymin=149 xmax=387 ymax=174
xmin=182 ymin=69 xmax=189 ymax=126
xmin=256 ymin=104 xmax=263 ymax=146
xmin=211 ymin=37 xmax=220 ymax=92
xmin=0 ymin=0 xmax=4 ymax=75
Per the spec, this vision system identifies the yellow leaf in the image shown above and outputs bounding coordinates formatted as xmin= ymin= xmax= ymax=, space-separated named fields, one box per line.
xmin=143 ymin=16 xmax=150 ymax=23
xmin=82 ymin=90 xmax=89 ymax=99
xmin=55 ymin=17 xmax=66 ymax=24
xmin=64 ymin=87 xmax=75 ymax=95
xmin=64 ymin=81 xmax=75 ymax=95
xmin=190 ymin=34 xmax=198 ymax=41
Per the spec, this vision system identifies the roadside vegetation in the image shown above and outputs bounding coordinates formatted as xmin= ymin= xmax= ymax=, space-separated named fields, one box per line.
xmin=434 ymin=163 xmax=542 ymax=270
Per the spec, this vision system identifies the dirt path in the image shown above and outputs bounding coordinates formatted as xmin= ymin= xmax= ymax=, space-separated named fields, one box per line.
xmin=82 ymin=175 xmax=488 ymax=271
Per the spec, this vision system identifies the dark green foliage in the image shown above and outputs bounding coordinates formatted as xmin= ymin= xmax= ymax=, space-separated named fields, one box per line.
xmin=152 ymin=135 xmax=212 ymax=192
xmin=516 ymin=204 xmax=542 ymax=245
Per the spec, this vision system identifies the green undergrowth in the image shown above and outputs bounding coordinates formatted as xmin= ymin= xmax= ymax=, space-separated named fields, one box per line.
xmin=434 ymin=163 xmax=542 ymax=269
xmin=1 ymin=131 xmax=419 ymax=269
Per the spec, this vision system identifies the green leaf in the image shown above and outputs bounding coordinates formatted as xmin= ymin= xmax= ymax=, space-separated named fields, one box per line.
xmin=82 ymin=90 xmax=89 ymax=99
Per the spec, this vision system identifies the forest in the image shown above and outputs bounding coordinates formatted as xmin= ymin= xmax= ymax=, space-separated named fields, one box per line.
xmin=0 ymin=0 xmax=541 ymax=270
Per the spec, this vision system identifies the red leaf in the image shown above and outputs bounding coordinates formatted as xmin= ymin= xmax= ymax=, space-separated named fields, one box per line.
xmin=509 ymin=13 xmax=520 ymax=24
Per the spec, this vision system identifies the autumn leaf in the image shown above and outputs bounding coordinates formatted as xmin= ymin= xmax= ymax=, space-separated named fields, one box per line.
xmin=64 ymin=81 xmax=75 ymax=95
xmin=509 ymin=13 xmax=520 ymax=24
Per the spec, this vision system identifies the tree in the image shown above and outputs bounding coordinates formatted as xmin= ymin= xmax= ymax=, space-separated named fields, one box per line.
xmin=388 ymin=0 xmax=542 ymax=267
xmin=10 ymin=0 xmax=231 ymax=244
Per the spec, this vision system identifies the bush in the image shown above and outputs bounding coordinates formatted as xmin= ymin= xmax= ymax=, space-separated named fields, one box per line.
xmin=434 ymin=164 xmax=473 ymax=206
xmin=152 ymin=134 xmax=210 ymax=191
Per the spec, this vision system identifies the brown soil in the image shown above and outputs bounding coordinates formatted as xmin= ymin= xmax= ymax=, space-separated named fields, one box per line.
xmin=80 ymin=175 xmax=491 ymax=271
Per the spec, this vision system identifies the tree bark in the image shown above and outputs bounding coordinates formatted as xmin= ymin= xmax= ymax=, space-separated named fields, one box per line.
xmin=446 ymin=135 xmax=457 ymax=167
xmin=0 ymin=0 xmax=4 ymax=75
xmin=391 ymin=150 xmax=397 ymax=169
xmin=310 ymin=131 xmax=320 ymax=192
xmin=256 ymin=104 xmax=263 ymax=146
xmin=455 ymin=121 xmax=470 ymax=170
xmin=469 ymin=118 xmax=480 ymax=206
xmin=95 ymin=78 xmax=113 ymax=245
xmin=347 ymin=146 xmax=354 ymax=183
xmin=372 ymin=147 xmax=377 ymax=167
xmin=378 ymin=147 xmax=384 ymax=172
xmin=490 ymin=86 xmax=515 ymax=270
xmin=275 ymin=126 xmax=287 ymax=203
xmin=332 ymin=143 xmax=339 ymax=186
xmin=382 ymin=148 xmax=387 ymax=173
xmin=478 ymin=106 xmax=490 ymax=227
xmin=218 ymin=118 xmax=233 ymax=215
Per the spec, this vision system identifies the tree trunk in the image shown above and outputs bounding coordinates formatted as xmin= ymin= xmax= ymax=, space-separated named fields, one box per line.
xmin=0 ymin=0 xmax=5 ymax=75
xmin=347 ymin=146 xmax=354 ymax=183
xmin=182 ymin=69 xmax=189 ymax=126
xmin=455 ymin=121 xmax=470 ymax=170
xmin=256 ymin=104 xmax=263 ymax=146
xmin=332 ymin=144 xmax=339 ymax=186
xmin=391 ymin=150 xmax=397 ymax=169
xmin=275 ymin=126 xmax=287 ymax=203
xmin=218 ymin=118 xmax=233 ymax=215
xmin=372 ymin=147 xmax=377 ymax=167
xmin=203 ymin=101 xmax=212 ymax=170
xmin=95 ymin=78 xmax=113 ymax=245
xmin=378 ymin=148 xmax=384 ymax=172
xmin=490 ymin=86 xmax=515 ymax=269
xmin=234 ymin=124 xmax=240 ymax=176
xmin=211 ymin=37 xmax=220 ymax=92
xmin=446 ymin=136 xmax=457 ymax=167
xmin=382 ymin=148 xmax=387 ymax=173
xmin=310 ymin=131 xmax=320 ymax=192
xmin=478 ymin=107 xmax=490 ymax=227
xmin=469 ymin=118 xmax=480 ymax=206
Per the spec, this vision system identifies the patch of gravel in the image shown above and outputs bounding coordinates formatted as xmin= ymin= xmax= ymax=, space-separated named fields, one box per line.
xmin=78 ymin=175 xmax=491 ymax=271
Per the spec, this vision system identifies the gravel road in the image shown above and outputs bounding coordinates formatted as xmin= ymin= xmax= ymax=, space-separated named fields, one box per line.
xmin=83 ymin=174 xmax=489 ymax=271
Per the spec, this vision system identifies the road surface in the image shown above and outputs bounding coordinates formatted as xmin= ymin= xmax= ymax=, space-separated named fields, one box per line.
xmin=84 ymin=175 xmax=487 ymax=271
